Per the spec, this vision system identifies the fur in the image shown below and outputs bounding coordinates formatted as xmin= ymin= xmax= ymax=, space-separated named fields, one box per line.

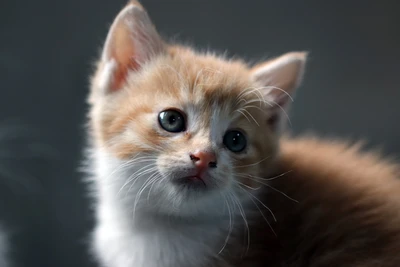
xmin=85 ymin=1 xmax=400 ymax=267
xmin=232 ymin=136 xmax=400 ymax=266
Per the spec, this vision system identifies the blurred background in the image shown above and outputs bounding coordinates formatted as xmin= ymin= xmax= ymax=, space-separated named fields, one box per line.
xmin=0 ymin=0 xmax=399 ymax=266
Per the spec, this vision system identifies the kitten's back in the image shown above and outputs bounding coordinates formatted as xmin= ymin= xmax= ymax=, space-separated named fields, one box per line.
xmin=243 ymin=136 xmax=400 ymax=267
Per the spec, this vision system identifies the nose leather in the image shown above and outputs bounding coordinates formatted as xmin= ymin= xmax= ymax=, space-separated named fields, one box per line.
xmin=190 ymin=150 xmax=217 ymax=170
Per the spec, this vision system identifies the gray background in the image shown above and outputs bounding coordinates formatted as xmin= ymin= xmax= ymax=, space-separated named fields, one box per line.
xmin=0 ymin=0 xmax=399 ymax=266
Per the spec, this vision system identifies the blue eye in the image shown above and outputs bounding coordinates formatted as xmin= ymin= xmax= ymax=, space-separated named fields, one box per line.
xmin=223 ymin=130 xmax=247 ymax=153
xmin=158 ymin=109 xmax=186 ymax=132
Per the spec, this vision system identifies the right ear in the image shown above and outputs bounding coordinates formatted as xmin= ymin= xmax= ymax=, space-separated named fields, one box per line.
xmin=96 ymin=1 xmax=164 ymax=94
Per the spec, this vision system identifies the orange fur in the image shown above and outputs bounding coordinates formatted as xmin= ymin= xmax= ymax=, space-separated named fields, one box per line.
xmin=90 ymin=45 xmax=277 ymax=168
xmin=87 ymin=2 xmax=400 ymax=267
xmin=229 ymin=137 xmax=400 ymax=266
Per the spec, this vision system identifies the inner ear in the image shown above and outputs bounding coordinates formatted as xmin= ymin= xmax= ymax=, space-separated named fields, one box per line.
xmin=251 ymin=52 xmax=307 ymax=98
xmin=97 ymin=1 xmax=165 ymax=93
xmin=266 ymin=93 xmax=291 ymax=132
xmin=250 ymin=52 xmax=307 ymax=133
xmin=267 ymin=112 xmax=279 ymax=131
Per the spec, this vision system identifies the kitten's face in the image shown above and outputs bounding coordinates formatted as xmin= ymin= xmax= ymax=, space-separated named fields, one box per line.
xmin=89 ymin=2 xmax=306 ymax=216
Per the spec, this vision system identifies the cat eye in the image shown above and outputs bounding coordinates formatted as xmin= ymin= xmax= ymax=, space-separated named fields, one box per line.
xmin=223 ymin=130 xmax=247 ymax=153
xmin=158 ymin=109 xmax=186 ymax=132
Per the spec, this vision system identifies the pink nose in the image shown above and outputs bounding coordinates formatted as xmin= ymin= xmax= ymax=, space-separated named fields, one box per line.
xmin=190 ymin=150 xmax=217 ymax=169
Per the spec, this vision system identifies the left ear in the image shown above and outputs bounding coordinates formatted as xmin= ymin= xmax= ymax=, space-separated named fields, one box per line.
xmin=250 ymin=51 xmax=307 ymax=132
xmin=94 ymin=1 xmax=165 ymax=95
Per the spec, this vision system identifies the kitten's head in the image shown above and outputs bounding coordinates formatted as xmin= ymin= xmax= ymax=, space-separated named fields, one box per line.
xmin=89 ymin=1 xmax=306 ymax=216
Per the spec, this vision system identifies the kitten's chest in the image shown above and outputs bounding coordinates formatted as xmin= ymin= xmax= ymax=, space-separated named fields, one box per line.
xmin=137 ymin=231 xmax=214 ymax=267
xmin=96 ymin=220 xmax=225 ymax=267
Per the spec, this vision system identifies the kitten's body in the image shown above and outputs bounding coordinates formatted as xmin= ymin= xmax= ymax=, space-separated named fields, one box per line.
xmin=87 ymin=1 xmax=400 ymax=267
xmin=234 ymin=137 xmax=400 ymax=266
xmin=90 ymin=135 xmax=400 ymax=267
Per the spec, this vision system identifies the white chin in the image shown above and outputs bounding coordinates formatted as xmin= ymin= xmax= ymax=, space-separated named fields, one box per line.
xmin=158 ymin=188 xmax=227 ymax=218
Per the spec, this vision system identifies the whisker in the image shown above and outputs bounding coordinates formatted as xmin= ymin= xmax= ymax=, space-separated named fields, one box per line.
xmin=236 ymin=170 xmax=292 ymax=182
xmin=233 ymin=86 xmax=295 ymax=130
xmin=126 ymin=165 xmax=158 ymax=195
xmin=117 ymin=164 xmax=157 ymax=197
xmin=267 ymin=86 xmax=294 ymax=102
xmin=133 ymin=170 xmax=159 ymax=216
xmin=229 ymin=192 xmax=250 ymax=256
xmin=103 ymin=155 xmax=156 ymax=183
xmin=268 ymin=98 xmax=292 ymax=128
xmin=146 ymin=174 xmax=163 ymax=203
xmin=218 ymin=194 xmax=234 ymax=254
xmin=241 ymin=104 xmax=268 ymax=115
xmin=234 ymin=156 xmax=271 ymax=168
xmin=236 ymin=185 xmax=277 ymax=236
xmin=236 ymin=109 xmax=252 ymax=124
xmin=237 ymin=108 xmax=259 ymax=126
xmin=239 ymin=185 xmax=276 ymax=222
xmin=241 ymin=175 xmax=298 ymax=203
xmin=117 ymin=163 xmax=152 ymax=189
xmin=235 ymin=181 xmax=261 ymax=191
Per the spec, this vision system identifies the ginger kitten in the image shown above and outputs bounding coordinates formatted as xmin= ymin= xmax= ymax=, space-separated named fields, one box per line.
xmin=86 ymin=1 xmax=400 ymax=267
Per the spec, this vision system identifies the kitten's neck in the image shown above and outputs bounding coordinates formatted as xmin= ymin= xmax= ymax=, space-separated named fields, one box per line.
xmin=95 ymin=199 xmax=230 ymax=267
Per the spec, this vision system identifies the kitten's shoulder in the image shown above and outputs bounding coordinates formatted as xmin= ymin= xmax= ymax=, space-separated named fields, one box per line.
xmin=266 ymin=136 xmax=400 ymax=266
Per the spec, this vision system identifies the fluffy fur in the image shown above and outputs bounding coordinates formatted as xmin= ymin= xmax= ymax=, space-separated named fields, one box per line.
xmin=86 ymin=1 xmax=400 ymax=267
xmin=232 ymin=136 xmax=400 ymax=266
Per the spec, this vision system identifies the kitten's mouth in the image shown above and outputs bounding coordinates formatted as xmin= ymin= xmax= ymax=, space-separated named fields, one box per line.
xmin=173 ymin=175 xmax=207 ymax=189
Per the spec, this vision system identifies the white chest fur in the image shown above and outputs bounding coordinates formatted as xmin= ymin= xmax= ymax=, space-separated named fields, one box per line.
xmin=93 ymin=202 xmax=227 ymax=267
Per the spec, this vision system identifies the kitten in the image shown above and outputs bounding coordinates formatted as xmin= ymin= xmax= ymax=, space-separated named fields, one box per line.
xmin=86 ymin=1 xmax=400 ymax=267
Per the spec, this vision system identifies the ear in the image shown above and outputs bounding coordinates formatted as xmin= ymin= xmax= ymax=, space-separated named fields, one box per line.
xmin=250 ymin=52 xmax=307 ymax=132
xmin=97 ymin=1 xmax=165 ymax=93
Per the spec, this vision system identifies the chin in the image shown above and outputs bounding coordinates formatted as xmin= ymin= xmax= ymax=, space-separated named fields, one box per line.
xmin=171 ymin=174 xmax=224 ymax=194
xmin=149 ymin=181 xmax=230 ymax=218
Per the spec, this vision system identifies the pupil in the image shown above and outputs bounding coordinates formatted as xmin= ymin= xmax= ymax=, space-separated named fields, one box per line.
xmin=168 ymin=115 xmax=176 ymax=124
xmin=233 ymin=134 xmax=239 ymax=145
